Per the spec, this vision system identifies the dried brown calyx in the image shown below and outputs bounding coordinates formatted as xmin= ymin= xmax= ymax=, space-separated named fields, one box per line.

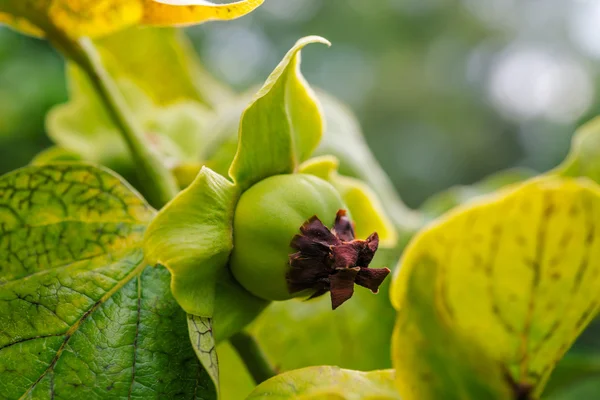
xmin=287 ymin=210 xmax=391 ymax=309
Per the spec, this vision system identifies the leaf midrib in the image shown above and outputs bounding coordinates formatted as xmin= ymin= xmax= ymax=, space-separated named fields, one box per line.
xmin=17 ymin=259 xmax=148 ymax=399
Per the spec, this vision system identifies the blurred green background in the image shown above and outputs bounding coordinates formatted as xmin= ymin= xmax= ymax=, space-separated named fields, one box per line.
xmin=1 ymin=0 xmax=599 ymax=208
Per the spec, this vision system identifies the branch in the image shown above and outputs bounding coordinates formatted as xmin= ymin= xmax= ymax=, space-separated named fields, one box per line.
xmin=230 ymin=331 xmax=277 ymax=384
xmin=51 ymin=34 xmax=179 ymax=208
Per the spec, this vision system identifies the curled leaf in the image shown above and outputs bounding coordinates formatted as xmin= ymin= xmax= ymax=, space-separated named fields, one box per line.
xmin=229 ymin=36 xmax=330 ymax=190
xmin=391 ymin=176 xmax=600 ymax=399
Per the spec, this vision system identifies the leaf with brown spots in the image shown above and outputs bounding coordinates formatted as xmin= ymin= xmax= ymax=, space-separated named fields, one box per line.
xmin=390 ymin=176 xmax=600 ymax=400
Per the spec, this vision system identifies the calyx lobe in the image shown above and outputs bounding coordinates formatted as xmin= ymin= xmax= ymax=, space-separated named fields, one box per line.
xmin=287 ymin=210 xmax=390 ymax=309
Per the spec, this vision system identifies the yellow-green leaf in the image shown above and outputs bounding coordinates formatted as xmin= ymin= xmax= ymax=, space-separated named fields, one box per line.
xmin=47 ymin=61 xmax=210 ymax=190
xmin=95 ymin=27 xmax=234 ymax=108
xmin=48 ymin=0 xmax=143 ymax=38
xmin=247 ymin=366 xmax=399 ymax=400
xmin=299 ymin=155 xmax=397 ymax=247
xmin=0 ymin=0 xmax=263 ymax=38
xmin=391 ymin=176 xmax=600 ymax=399
xmin=141 ymin=0 xmax=263 ymax=27
xmin=228 ymin=36 xmax=329 ymax=191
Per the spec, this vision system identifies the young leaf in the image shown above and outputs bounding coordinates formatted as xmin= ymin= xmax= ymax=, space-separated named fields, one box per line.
xmin=0 ymin=0 xmax=263 ymax=38
xmin=390 ymin=176 xmax=600 ymax=399
xmin=0 ymin=164 xmax=216 ymax=399
xmin=246 ymin=366 xmax=399 ymax=400
xmin=228 ymin=36 xmax=330 ymax=191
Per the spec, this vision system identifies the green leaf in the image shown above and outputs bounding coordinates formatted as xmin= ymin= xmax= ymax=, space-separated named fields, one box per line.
xmin=47 ymin=62 xmax=210 ymax=188
xmin=249 ymin=245 xmax=400 ymax=372
xmin=247 ymin=366 xmax=399 ymax=400
xmin=390 ymin=176 xmax=600 ymax=399
xmin=144 ymin=167 xmax=237 ymax=317
xmin=299 ymin=155 xmax=397 ymax=247
xmin=0 ymin=164 xmax=216 ymax=399
xmin=557 ymin=116 xmax=600 ymax=185
xmin=314 ymin=90 xmax=423 ymax=236
xmin=95 ymin=27 xmax=234 ymax=109
xmin=228 ymin=36 xmax=330 ymax=190
xmin=420 ymin=167 xmax=537 ymax=219
xmin=143 ymin=167 xmax=267 ymax=340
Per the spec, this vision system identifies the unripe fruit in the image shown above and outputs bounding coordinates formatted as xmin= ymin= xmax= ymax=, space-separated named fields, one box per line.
xmin=231 ymin=174 xmax=344 ymax=301
xmin=230 ymin=174 xmax=390 ymax=309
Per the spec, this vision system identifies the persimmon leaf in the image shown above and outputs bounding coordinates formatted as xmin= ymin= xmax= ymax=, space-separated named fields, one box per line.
xmin=391 ymin=176 xmax=600 ymax=399
xmin=247 ymin=366 xmax=399 ymax=400
xmin=47 ymin=60 xmax=210 ymax=188
xmin=94 ymin=27 xmax=233 ymax=108
xmin=228 ymin=36 xmax=329 ymax=190
xmin=141 ymin=0 xmax=263 ymax=27
xmin=0 ymin=0 xmax=263 ymax=38
xmin=0 ymin=164 xmax=217 ymax=399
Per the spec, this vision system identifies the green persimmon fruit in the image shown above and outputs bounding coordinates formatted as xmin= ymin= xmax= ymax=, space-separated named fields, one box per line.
xmin=230 ymin=174 xmax=344 ymax=301
xmin=230 ymin=173 xmax=390 ymax=309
